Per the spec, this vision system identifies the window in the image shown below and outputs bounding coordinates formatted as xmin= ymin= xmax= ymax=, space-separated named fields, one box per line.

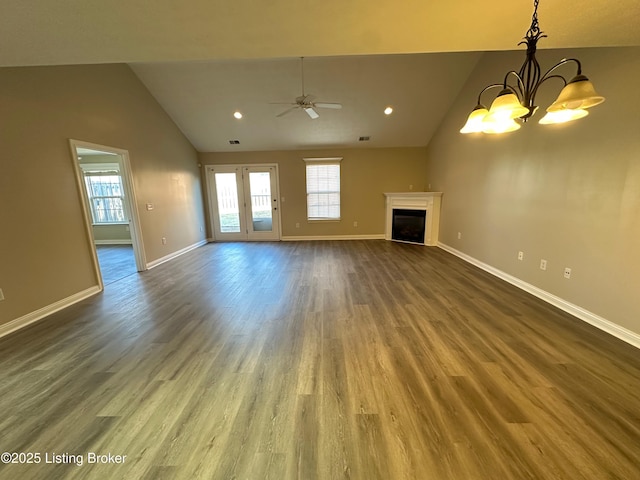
xmin=81 ymin=164 xmax=127 ymax=224
xmin=305 ymin=157 xmax=341 ymax=220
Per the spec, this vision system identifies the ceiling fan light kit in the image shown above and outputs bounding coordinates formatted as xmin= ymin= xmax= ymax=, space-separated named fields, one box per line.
xmin=272 ymin=57 xmax=343 ymax=119
xmin=460 ymin=0 xmax=604 ymax=135
xmin=303 ymin=106 xmax=320 ymax=119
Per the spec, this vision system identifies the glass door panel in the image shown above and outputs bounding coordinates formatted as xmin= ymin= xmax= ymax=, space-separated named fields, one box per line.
xmin=214 ymin=172 xmax=241 ymax=233
xmin=243 ymin=166 xmax=280 ymax=241
xmin=208 ymin=166 xmax=246 ymax=241
xmin=248 ymin=172 xmax=273 ymax=232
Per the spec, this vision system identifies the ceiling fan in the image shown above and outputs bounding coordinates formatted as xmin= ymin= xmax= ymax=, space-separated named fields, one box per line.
xmin=271 ymin=57 xmax=342 ymax=119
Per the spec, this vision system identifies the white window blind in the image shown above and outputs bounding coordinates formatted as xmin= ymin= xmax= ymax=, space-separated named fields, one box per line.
xmin=304 ymin=157 xmax=342 ymax=220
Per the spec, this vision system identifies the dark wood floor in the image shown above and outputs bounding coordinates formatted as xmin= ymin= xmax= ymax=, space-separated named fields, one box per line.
xmin=95 ymin=244 xmax=136 ymax=286
xmin=1 ymin=241 xmax=639 ymax=480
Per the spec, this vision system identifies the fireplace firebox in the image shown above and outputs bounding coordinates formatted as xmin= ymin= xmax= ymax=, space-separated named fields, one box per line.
xmin=392 ymin=209 xmax=426 ymax=244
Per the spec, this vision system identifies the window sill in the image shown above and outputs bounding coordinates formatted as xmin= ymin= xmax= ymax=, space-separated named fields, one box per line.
xmin=307 ymin=218 xmax=341 ymax=223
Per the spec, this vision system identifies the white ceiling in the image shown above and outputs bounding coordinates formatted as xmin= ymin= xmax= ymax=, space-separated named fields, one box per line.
xmin=3 ymin=0 xmax=639 ymax=152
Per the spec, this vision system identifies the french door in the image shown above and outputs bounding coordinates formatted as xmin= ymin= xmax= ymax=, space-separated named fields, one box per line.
xmin=207 ymin=164 xmax=280 ymax=241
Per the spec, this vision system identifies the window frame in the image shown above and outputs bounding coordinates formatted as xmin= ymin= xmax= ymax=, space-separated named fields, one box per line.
xmin=80 ymin=163 xmax=128 ymax=225
xmin=304 ymin=157 xmax=342 ymax=222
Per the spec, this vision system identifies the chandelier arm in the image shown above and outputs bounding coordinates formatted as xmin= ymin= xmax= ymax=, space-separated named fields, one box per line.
xmin=502 ymin=71 xmax=525 ymax=100
xmin=528 ymin=58 xmax=582 ymax=107
xmin=476 ymin=83 xmax=504 ymax=105
xmin=539 ymin=58 xmax=582 ymax=83
xmin=529 ymin=74 xmax=567 ymax=102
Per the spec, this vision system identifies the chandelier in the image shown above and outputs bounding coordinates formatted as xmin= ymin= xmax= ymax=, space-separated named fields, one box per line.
xmin=460 ymin=0 xmax=605 ymax=134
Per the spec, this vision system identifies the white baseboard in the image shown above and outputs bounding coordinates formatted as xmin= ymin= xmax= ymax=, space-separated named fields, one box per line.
xmin=94 ymin=240 xmax=133 ymax=245
xmin=438 ymin=242 xmax=640 ymax=350
xmin=281 ymin=234 xmax=385 ymax=241
xmin=146 ymin=239 xmax=208 ymax=269
xmin=0 ymin=286 xmax=102 ymax=339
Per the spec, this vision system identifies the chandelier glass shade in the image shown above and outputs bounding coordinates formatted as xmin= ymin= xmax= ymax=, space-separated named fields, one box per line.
xmin=538 ymin=108 xmax=589 ymax=125
xmin=546 ymin=75 xmax=605 ymax=111
xmin=460 ymin=0 xmax=605 ymax=134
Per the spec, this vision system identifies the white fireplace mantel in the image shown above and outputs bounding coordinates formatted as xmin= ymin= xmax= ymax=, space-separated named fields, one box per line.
xmin=383 ymin=192 xmax=443 ymax=246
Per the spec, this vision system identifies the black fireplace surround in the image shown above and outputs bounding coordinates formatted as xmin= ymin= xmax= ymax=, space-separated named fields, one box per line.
xmin=391 ymin=208 xmax=426 ymax=244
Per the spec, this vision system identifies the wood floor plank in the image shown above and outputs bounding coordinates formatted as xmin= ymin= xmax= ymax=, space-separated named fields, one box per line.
xmin=1 ymin=240 xmax=639 ymax=479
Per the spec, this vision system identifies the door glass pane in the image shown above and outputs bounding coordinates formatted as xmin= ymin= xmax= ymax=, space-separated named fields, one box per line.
xmin=215 ymin=173 xmax=240 ymax=233
xmin=249 ymin=172 xmax=272 ymax=232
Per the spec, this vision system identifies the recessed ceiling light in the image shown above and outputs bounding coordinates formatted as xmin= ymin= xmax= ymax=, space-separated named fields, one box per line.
xmin=384 ymin=106 xmax=393 ymax=115
xmin=233 ymin=111 xmax=243 ymax=119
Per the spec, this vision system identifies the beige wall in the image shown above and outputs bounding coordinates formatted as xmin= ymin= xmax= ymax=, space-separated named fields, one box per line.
xmin=0 ymin=64 xmax=206 ymax=325
xmin=426 ymin=47 xmax=640 ymax=337
xmin=199 ymin=147 xmax=428 ymax=238
xmin=93 ymin=224 xmax=132 ymax=243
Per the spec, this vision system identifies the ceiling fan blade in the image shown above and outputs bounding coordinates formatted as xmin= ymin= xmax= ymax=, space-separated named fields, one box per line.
xmin=314 ymin=102 xmax=342 ymax=109
xmin=276 ymin=106 xmax=297 ymax=118
xmin=303 ymin=106 xmax=319 ymax=119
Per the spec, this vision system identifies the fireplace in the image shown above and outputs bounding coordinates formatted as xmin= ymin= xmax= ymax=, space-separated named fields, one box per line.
xmin=392 ymin=209 xmax=426 ymax=244
xmin=383 ymin=192 xmax=442 ymax=246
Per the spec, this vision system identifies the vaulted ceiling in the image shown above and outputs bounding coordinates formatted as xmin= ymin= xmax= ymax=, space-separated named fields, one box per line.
xmin=3 ymin=0 xmax=639 ymax=152
xmin=129 ymin=54 xmax=482 ymax=151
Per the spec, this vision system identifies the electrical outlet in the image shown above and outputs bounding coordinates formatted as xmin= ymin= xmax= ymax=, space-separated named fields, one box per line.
xmin=518 ymin=251 xmax=524 ymax=261
xmin=457 ymin=232 xmax=462 ymax=240
xmin=295 ymin=222 xmax=300 ymax=228
xmin=540 ymin=259 xmax=547 ymax=271
xmin=0 ymin=288 xmax=4 ymax=301
xmin=353 ymin=221 xmax=358 ymax=227
xmin=162 ymin=237 xmax=167 ymax=245
xmin=564 ymin=267 xmax=572 ymax=279
xmin=409 ymin=185 xmax=414 ymax=191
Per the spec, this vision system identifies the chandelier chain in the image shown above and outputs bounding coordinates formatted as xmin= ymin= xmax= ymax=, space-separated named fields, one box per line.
xmin=526 ymin=0 xmax=541 ymax=39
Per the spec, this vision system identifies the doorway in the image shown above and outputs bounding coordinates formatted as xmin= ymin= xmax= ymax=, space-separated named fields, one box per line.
xmin=206 ymin=164 xmax=281 ymax=241
xmin=70 ymin=140 xmax=146 ymax=288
